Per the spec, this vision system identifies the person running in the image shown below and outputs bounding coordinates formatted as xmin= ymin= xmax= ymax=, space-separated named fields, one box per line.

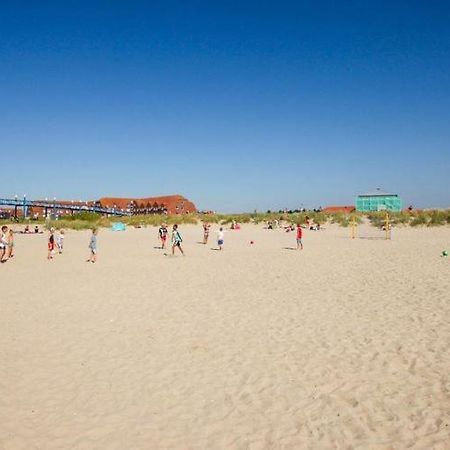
xmin=47 ymin=228 xmax=55 ymax=260
xmin=56 ymin=229 xmax=65 ymax=254
xmin=158 ymin=223 xmax=168 ymax=249
xmin=296 ymin=223 xmax=303 ymax=250
xmin=171 ymin=224 xmax=184 ymax=255
xmin=7 ymin=229 xmax=14 ymax=258
xmin=0 ymin=225 xmax=8 ymax=262
xmin=86 ymin=228 xmax=98 ymax=263
xmin=202 ymin=222 xmax=210 ymax=244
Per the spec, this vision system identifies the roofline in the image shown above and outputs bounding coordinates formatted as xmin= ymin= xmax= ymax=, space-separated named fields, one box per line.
xmin=358 ymin=193 xmax=398 ymax=197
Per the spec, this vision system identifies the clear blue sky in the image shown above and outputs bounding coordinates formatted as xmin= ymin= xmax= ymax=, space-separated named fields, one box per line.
xmin=1 ymin=1 xmax=449 ymax=212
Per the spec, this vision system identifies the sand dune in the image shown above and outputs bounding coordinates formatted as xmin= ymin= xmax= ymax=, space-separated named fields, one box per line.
xmin=1 ymin=224 xmax=449 ymax=449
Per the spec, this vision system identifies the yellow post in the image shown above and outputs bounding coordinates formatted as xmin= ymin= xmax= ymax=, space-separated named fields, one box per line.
xmin=351 ymin=215 xmax=356 ymax=239
xmin=385 ymin=212 xmax=390 ymax=240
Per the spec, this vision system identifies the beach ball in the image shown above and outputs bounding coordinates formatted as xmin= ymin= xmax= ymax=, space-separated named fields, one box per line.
xmin=442 ymin=250 xmax=448 ymax=257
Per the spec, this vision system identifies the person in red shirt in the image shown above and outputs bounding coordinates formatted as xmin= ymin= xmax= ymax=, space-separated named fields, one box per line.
xmin=296 ymin=224 xmax=303 ymax=250
xmin=47 ymin=228 xmax=55 ymax=260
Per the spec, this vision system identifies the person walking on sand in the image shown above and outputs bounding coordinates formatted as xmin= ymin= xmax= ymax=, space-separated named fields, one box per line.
xmin=86 ymin=228 xmax=98 ymax=263
xmin=158 ymin=223 xmax=168 ymax=249
xmin=202 ymin=222 xmax=210 ymax=244
xmin=0 ymin=225 xmax=9 ymax=263
xmin=217 ymin=227 xmax=224 ymax=251
xmin=296 ymin=223 xmax=303 ymax=250
xmin=56 ymin=229 xmax=65 ymax=254
xmin=7 ymin=229 xmax=15 ymax=259
xmin=171 ymin=224 xmax=184 ymax=256
xmin=47 ymin=228 xmax=55 ymax=260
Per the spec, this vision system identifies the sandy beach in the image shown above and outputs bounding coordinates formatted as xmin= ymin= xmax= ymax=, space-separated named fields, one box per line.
xmin=1 ymin=223 xmax=449 ymax=449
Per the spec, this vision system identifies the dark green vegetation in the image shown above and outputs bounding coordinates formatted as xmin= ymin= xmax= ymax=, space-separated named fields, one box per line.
xmin=2 ymin=210 xmax=449 ymax=231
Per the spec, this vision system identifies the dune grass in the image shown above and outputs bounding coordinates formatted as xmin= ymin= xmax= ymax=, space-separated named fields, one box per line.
xmin=3 ymin=209 xmax=449 ymax=231
xmin=368 ymin=210 xmax=450 ymax=228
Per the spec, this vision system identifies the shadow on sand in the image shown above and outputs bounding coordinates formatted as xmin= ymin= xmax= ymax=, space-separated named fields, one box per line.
xmin=358 ymin=237 xmax=386 ymax=241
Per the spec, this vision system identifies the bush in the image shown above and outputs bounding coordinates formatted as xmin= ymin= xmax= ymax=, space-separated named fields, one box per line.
xmin=46 ymin=219 xmax=97 ymax=231
xmin=428 ymin=210 xmax=446 ymax=226
xmin=410 ymin=213 xmax=429 ymax=227
xmin=389 ymin=211 xmax=411 ymax=226
xmin=17 ymin=209 xmax=450 ymax=231
xmin=62 ymin=212 xmax=101 ymax=222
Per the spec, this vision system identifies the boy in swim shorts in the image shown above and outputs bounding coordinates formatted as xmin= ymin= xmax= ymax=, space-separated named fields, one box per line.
xmin=217 ymin=227 xmax=224 ymax=251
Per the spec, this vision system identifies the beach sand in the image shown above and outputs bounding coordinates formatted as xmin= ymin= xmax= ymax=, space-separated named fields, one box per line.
xmin=1 ymin=223 xmax=450 ymax=449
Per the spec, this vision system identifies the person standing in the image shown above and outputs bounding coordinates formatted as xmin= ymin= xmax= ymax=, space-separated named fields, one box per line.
xmin=86 ymin=228 xmax=98 ymax=263
xmin=217 ymin=227 xmax=224 ymax=251
xmin=158 ymin=223 xmax=168 ymax=249
xmin=47 ymin=228 xmax=55 ymax=260
xmin=296 ymin=224 xmax=303 ymax=250
xmin=202 ymin=222 xmax=210 ymax=244
xmin=56 ymin=229 xmax=65 ymax=254
xmin=7 ymin=229 xmax=14 ymax=258
xmin=0 ymin=226 xmax=8 ymax=262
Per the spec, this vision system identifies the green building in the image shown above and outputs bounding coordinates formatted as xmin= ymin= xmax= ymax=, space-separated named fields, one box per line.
xmin=356 ymin=189 xmax=402 ymax=212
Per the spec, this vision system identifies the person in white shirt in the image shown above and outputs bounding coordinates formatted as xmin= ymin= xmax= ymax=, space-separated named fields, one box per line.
xmin=56 ymin=229 xmax=65 ymax=254
xmin=217 ymin=227 xmax=224 ymax=251
xmin=1 ymin=225 xmax=9 ymax=262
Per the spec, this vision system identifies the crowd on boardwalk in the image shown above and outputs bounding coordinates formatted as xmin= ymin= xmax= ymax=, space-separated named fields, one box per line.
xmin=0 ymin=217 xmax=319 ymax=264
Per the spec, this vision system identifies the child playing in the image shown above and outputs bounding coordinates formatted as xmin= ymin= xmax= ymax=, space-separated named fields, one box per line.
xmin=296 ymin=224 xmax=303 ymax=250
xmin=86 ymin=228 xmax=98 ymax=263
xmin=47 ymin=228 xmax=55 ymax=260
xmin=217 ymin=227 xmax=224 ymax=251
xmin=158 ymin=224 xmax=168 ymax=249
xmin=171 ymin=224 xmax=184 ymax=256
xmin=7 ymin=229 xmax=14 ymax=258
xmin=56 ymin=229 xmax=65 ymax=254
xmin=0 ymin=225 xmax=8 ymax=263
xmin=202 ymin=222 xmax=210 ymax=244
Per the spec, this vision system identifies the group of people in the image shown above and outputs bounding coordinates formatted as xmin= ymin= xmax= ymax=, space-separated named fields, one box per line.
xmin=22 ymin=225 xmax=43 ymax=234
xmin=0 ymin=225 xmax=14 ymax=262
xmin=157 ymin=223 xmax=185 ymax=255
xmin=157 ymin=222 xmax=226 ymax=254
xmin=1 ymin=219 xmax=305 ymax=265
xmin=47 ymin=227 xmax=97 ymax=262
xmin=202 ymin=223 xmax=225 ymax=250
xmin=47 ymin=228 xmax=65 ymax=259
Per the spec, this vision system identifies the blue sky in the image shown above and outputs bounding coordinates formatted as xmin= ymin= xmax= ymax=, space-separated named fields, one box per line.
xmin=1 ymin=1 xmax=449 ymax=211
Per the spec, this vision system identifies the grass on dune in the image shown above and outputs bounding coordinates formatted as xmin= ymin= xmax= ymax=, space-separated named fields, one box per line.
xmin=2 ymin=209 xmax=449 ymax=231
xmin=368 ymin=210 xmax=450 ymax=228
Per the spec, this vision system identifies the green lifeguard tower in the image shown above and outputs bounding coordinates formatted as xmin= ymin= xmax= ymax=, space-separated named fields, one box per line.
xmin=356 ymin=189 xmax=402 ymax=212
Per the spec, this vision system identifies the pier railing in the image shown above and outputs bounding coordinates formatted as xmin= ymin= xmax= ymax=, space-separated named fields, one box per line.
xmin=0 ymin=198 xmax=130 ymax=217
